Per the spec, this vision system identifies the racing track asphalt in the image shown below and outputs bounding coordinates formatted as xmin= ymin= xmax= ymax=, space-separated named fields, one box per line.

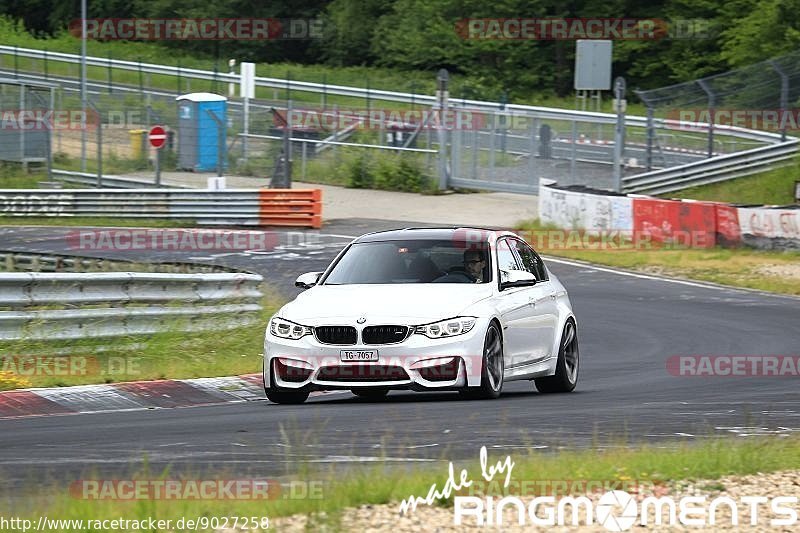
xmin=0 ymin=220 xmax=798 ymax=492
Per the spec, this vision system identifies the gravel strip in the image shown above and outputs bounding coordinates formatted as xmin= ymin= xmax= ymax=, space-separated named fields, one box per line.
xmin=269 ymin=470 xmax=800 ymax=532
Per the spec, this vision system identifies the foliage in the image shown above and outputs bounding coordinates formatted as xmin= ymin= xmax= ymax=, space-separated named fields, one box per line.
xmin=4 ymin=1 xmax=800 ymax=99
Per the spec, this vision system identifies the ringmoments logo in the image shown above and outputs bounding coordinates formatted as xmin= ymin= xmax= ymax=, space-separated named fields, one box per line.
xmin=453 ymin=490 xmax=799 ymax=529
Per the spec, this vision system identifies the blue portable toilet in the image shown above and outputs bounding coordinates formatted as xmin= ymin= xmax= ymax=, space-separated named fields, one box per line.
xmin=176 ymin=92 xmax=227 ymax=172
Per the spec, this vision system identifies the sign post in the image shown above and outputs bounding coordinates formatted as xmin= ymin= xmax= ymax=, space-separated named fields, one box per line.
xmin=149 ymin=125 xmax=166 ymax=187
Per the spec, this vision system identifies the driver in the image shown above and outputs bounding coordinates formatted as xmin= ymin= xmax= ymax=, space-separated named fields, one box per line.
xmin=463 ymin=249 xmax=487 ymax=283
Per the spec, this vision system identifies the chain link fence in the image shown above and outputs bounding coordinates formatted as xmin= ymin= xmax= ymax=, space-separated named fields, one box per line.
xmin=0 ymin=45 xmax=790 ymax=194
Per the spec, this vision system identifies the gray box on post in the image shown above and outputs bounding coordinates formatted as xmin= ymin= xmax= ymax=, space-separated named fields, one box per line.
xmin=574 ymin=40 xmax=612 ymax=91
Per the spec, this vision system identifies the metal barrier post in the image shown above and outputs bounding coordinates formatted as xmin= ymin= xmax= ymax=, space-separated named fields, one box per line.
xmin=613 ymin=77 xmax=626 ymax=193
xmin=646 ymin=106 xmax=654 ymax=171
xmin=570 ymin=120 xmax=577 ymax=180
xmin=436 ymin=69 xmax=450 ymax=190
xmin=770 ymin=60 xmax=789 ymax=142
xmin=697 ymin=79 xmax=715 ymax=158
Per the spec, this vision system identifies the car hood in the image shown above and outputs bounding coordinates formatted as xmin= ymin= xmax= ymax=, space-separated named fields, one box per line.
xmin=281 ymin=283 xmax=494 ymax=324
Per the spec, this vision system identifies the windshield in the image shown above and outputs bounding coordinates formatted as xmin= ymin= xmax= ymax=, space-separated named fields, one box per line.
xmin=323 ymin=239 xmax=492 ymax=284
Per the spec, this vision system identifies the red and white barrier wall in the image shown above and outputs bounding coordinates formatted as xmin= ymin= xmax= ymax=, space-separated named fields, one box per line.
xmin=539 ymin=180 xmax=800 ymax=250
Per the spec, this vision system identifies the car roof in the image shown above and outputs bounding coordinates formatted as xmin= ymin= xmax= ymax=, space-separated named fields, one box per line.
xmin=353 ymin=227 xmax=516 ymax=243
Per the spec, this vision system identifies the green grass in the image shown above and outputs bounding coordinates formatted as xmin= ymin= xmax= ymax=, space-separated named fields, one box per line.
xmin=516 ymin=219 xmax=800 ymax=295
xmin=667 ymin=159 xmax=800 ymax=205
xmin=6 ymin=436 xmax=800 ymax=530
xmin=0 ymin=289 xmax=283 ymax=391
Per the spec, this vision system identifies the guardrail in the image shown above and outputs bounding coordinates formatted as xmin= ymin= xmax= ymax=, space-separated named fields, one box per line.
xmin=622 ymin=139 xmax=800 ymax=195
xmin=51 ymin=169 xmax=192 ymax=189
xmin=0 ymin=188 xmax=323 ymax=228
xmin=0 ymin=251 xmax=237 ymax=274
xmin=0 ymin=272 xmax=263 ymax=340
xmin=0 ymin=45 xmax=786 ymax=144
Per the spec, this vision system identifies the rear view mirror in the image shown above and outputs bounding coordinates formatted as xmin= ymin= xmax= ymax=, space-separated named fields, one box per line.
xmin=295 ymin=272 xmax=322 ymax=289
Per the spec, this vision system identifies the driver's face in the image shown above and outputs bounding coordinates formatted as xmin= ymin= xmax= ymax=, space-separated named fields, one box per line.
xmin=464 ymin=254 xmax=485 ymax=278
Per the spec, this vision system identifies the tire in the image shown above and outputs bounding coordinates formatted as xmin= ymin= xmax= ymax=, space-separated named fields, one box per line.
xmin=459 ymin=323 xmax=504 ymax=400
xmin=263 ymin=363 xmax=309 ymax=404
xmin=351 ymin=388 xmax=389 ymax=400
xmin=535 ymin=319 xmax=579 ymax=393
xmin=265 ymin=389 xmax=309 ymax=404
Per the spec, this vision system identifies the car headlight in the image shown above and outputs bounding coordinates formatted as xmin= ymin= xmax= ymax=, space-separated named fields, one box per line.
xmin=269 ymin=317 xmax=313 ymax=340
xmin=414 ymin=317 xmax=476 ymax=339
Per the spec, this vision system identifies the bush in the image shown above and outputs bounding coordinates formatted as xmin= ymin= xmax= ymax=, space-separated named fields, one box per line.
xmin=344 ymin=151 xmax=432 ymax=192
xmin=345 ymin=152 xmax=374 ymax=189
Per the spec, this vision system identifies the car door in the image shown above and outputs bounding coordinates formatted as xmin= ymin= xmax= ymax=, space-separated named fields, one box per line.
xmin=494 ymin=238 xmax=532 ymax=371
xmin=509 ymin=238 xmax=559 ymax=362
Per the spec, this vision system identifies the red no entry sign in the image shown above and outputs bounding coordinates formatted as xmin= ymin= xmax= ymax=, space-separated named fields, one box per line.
xmin=149 ymin=126 xmax=166 ymax=149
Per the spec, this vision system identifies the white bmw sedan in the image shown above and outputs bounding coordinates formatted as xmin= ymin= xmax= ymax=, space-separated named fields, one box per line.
xmin=263 ymin=228 xmax=579 ymax=404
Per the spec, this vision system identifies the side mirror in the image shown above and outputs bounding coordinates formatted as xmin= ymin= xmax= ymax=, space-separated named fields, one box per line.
xmin=295 ymin=271 xmax=322 ymax=289
xmin=500 ymin=269 xmax=537 ymax=290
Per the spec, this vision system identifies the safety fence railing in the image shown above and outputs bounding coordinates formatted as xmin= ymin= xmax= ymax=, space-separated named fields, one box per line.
xmin=622 ymin=138 xmax=800 ymax=195
xmin=0 ymin=45 xmax=795 ymax=196
xmin=0 ymin=251 xmax=238 ymax=274
xmin=0 ymin=272 xmax=263 ymax=340
xmin=0 ymin=188 xmax=323 ymax=228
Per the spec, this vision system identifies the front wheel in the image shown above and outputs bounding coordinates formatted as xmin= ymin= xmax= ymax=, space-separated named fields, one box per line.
xmin=535 ymin=319 xmax=579 ymax=393
xmin=265 ymin=389 xmax=309 ymax=404
xmin=460 ymin=323 xmax=504 ymax=400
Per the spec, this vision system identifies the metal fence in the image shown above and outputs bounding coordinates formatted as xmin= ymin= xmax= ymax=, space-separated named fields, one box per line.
xmin=0 ymin=272 xmax=263 ymax=340
xmin=0 ymin=45 xmax=792 ymax=196
xmin=0 ymin=188 xmax=323 ymax=227
xmin=0 ymin=250 xmax=240 ymax=273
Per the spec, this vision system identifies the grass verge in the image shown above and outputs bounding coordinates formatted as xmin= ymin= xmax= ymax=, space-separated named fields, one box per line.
xmin=7 ymin=436 xmax=800 ymax=529
xmin=0 ymin=289 xmax=284 ymax=390
xmin=517 ymin=220 xmax=800 ymax=295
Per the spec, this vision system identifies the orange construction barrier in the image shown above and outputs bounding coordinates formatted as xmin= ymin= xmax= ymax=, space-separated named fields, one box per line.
xmin=258 ymin=189 xmax=322 ymax=228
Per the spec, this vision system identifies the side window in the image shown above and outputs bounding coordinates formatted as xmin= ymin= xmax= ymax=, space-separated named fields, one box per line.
xmin=510 ymin=239 xmax=548 ymax=281
xmin=496 ymin=239 xmax=520 ymax=272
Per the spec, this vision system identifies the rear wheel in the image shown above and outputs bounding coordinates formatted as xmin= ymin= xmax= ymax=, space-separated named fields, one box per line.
xmin=535 ymin=319 xmax=579 ymax=393
xmin=351 ymin=388 xmax=389 ymax=400
xmin=460 ymin=323 xmax=504 ymax=400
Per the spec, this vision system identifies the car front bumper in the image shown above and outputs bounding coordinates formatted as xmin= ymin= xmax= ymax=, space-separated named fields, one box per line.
xmin=264 ymin=325 xmax=486 ymax=391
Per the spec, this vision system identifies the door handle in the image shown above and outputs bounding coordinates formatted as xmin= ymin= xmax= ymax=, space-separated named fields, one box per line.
xmin=528 ymin=296 xmax=536 ymax=306
xmin=550 ymin=294 xmax=557 ymax=300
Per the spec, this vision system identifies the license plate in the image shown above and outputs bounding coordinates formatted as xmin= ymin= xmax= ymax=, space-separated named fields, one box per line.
xmin=340 ymin=350 xmax=378 ymax=362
